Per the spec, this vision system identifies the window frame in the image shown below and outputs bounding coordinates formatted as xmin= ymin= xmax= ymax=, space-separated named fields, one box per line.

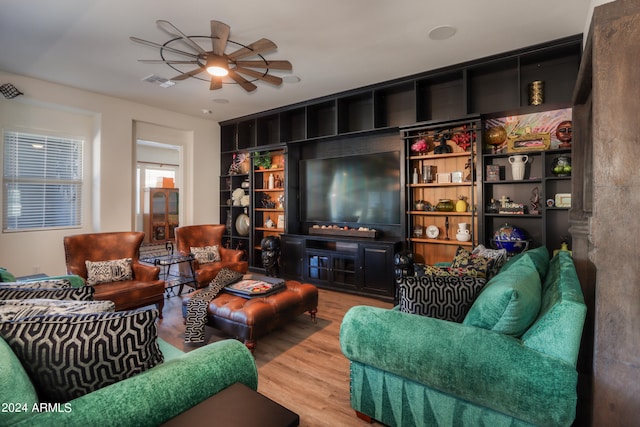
xmin=2 ymin=130 xmax=84 ymax=232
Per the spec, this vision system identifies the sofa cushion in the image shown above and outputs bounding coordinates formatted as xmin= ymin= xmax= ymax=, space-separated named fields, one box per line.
xmin=501 ymin=246 xmax=550 ymax=280
xmin=399 ymin=273 xmax=486 ymax=322
xmin=0 ymin=278 xmax=71 ymax=289
xmin=463 ymin=255 xmax=542 ymax=337
xmin=0 ymin=299 xmax=114 ymax=322
xmin=0 ymin=308 xmax=163 ymax=403
xmin=85 ymin=258 xmax=133 ymax=285
xmin=449 ymin=246 xmax=495 ymax=278
xmin=191 ymin=245 xmax=221 ymax=265
xmin=0 ymin=286 xmax=94 ymax=301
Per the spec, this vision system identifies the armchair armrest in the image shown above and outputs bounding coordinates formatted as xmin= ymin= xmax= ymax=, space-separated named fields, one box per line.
xmin=132 ymin=263 xmax=160 ymax=281
xmin=340 ymin=306 xmax=579 ymax=427
xmin=219 ymin=247 xmax=244 ymax=263
xmin=23 ymin=339 xmax=258 ymax=427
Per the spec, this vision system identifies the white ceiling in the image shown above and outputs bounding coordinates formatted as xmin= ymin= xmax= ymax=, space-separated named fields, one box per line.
xmin=0 ymin=0 xmax=590 ymax=123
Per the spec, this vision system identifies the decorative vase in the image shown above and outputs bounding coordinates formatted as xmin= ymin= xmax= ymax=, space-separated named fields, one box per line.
xmin=551 ymin=155 xmax=571 ymax=176
xmin=435 ymin=199 xmax=455 ymax=212
xmin=455 ymin=196 xmax=467 ymax=212
xmin=508 ymin=155 xmax=528 ymax=181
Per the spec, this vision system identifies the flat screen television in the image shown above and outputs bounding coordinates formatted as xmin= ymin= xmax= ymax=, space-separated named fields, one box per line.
xmin=300 ymin=151 xmax=401 ymax=225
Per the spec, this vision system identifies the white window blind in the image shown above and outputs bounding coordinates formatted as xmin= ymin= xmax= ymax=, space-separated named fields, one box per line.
xmin=3 ymin=131 xmax=83 ymax=231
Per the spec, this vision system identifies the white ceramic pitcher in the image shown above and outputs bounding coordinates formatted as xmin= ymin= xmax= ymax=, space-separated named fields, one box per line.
xmin=508 ymin=155 xmax=529 ymax=181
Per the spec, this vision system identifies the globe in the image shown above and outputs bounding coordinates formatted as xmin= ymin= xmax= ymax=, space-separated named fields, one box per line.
xmin=493 ymin=223 xmax=529 ymax=254
xmin=486 ymin=125 xmax=507 ymax=153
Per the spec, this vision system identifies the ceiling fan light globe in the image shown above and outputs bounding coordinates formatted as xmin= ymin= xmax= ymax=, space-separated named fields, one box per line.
xmin=205 ymin=55 xmax=229 ymax=76
xmin=207 ymin=66 xmax=228 ymax=77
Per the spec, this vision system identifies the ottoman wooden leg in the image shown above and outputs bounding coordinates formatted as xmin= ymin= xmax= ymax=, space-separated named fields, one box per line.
xmin=244 ymin=339 xmax=256 ymax=353
xmin=309 ymin=308 xmax=318 ymax=323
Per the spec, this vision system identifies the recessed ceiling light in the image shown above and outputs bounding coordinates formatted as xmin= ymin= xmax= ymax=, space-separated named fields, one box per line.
xmin=212 ymin=98 xmax=229 ymax=104
xmin=202 ymin=109 xmax=212 ymax=114
xmin=283 ymin=76 xmax=301 ymax=84
xmin=428 ymin=25 xmax=457 ymax=41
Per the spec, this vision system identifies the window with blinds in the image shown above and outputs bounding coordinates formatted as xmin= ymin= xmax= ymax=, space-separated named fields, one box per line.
xmin=3 ymin=131 xmax=83 ymax=232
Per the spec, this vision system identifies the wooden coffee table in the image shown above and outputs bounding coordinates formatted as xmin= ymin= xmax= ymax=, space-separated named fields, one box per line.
xmin=161 ymin=382 xmax=299 ymax=427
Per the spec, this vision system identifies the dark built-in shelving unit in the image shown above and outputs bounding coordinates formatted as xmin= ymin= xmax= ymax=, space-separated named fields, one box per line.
xmin=219 ymin=35 xmax=582 ymax=299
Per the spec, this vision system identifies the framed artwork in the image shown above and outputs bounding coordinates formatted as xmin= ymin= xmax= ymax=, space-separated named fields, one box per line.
xmin=507 ymin=133 xmax=551 ymax=152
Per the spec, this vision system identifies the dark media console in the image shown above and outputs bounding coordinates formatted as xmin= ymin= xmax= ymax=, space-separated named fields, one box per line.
xmin=280 ymin=234 xmax=402 ymax=302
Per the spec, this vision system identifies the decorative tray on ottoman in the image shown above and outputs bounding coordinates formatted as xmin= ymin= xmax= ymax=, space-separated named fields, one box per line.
xmin=224 ymin=274 xmax=286 ymax=298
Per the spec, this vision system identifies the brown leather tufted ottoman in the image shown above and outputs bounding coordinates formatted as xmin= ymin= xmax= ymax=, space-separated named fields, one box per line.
xmin=183 ymin=280 xmax=318 ymax=351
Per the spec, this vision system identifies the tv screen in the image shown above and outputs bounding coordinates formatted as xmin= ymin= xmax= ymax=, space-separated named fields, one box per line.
xmin=300 ymin=151 xmax=401 ymax=225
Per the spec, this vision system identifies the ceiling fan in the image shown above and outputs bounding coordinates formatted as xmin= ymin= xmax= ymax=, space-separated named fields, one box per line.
xmin=131 ymin=20 xmax=292 ymax=92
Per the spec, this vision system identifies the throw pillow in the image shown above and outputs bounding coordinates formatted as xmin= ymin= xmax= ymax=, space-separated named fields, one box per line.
xmin=450 ymin=246 xmax=495 ymax=278
xmin=0 ymin=279 xmax=71 ymax=289
xmin=472 ymin=244 xmax=508 ymax=278
xmin=0 ymin=299 xmax=114 ymax=322
xmin=463 ymin=255 xmax=542 ymax=337
xmin=399 ymin=274 xmax=487 ymax=322
xmin=414 ymin=264 xmax=455 ymax=277
xmin=0 ymin=286 xmax=94 ymax=301
xmin=0 ymin=308 xmax=163 ymax=403
xmin=190 ymin=245 xmax=221 ymax=265
xmin=85 ymin=258 xmax=133 ymax=286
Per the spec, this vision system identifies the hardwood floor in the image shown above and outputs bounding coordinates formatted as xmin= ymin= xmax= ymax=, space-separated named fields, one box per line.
xmin=157 ymin=287 xmax=392 ymax=427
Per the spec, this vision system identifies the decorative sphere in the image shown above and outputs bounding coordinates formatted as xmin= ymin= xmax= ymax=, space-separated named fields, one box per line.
xmin=486 ymin=126 xmax=507 ymax=147
xmin=493 ymin=223 xmax=528 ymax=254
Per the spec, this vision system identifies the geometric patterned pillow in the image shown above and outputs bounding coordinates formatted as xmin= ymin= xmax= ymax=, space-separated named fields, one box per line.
xmin=0 ymin=286 xmax=94 ymax=301
xmin=0 ymin=308 xmax=163 ymax=403
xmin=399 ymin=274 xmax=487 ymax=322
xmin=0 ymin=279 xmax=71 ymax=289
xmin=190 ymin=245 xmax=221 ymax=265
xmin=0 ymin=299 xmax=115 ymax=322
xmin=450 ymin=246 xmax=495 ymax=279
xmin=85 ymin=258 xmax=133 ymax=286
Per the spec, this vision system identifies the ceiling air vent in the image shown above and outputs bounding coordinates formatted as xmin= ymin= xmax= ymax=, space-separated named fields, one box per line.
xmin=142 ymin=74 xmax=175 ymax=88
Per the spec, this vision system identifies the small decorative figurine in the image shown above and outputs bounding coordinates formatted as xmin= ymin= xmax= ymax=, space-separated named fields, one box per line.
xmin=530 ymin=187 xmax=540 ymax=215
xmin=261 ymin=236 xmax=281 ymax=277
xmin=433 ymin=133 xmax=453 ymax=154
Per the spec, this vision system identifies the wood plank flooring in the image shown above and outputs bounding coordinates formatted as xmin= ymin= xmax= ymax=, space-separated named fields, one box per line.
xmin=157 ymin=287 xmax=392 ymax=427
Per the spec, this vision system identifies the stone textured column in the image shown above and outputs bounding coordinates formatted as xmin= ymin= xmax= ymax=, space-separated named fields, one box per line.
xmin=573 ymin=1 xmax=640 ymax=424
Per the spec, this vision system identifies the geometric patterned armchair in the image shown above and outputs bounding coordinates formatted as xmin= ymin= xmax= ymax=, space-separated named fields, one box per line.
xmin=175 ymin=224 xmax=248 ymax=289
xmin=63 ymin=231 xmax=165 ymax=317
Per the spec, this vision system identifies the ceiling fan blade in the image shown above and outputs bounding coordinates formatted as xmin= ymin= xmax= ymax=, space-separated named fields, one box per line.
xmin=227 ymin=38 xmax=277 ymax=60
xmin=157 ymin=20 xmax=207 ymax=55
xmin=210 ymin=77 xmax=223 ymax=90
xmin=234 ymin=67 xmax=283 ymax=86
xmin=138 ymin=60 xmax=199 ymax=64
xmin=130 ymin=37 xmax=199 ymax=59
xmin=234 ymin=60 xmax=293 ymax=70
xmin=227 ymin=70 xmax=258 ymax=92
xmin=210 ymin=20 xmax=231 ymax=56
xmin=171 ymin=66 xmax=206 ymax=81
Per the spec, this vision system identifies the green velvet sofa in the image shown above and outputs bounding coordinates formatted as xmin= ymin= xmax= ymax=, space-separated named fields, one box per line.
xmin=340 ymin=249 xmax=586 ymax=427
xmin=0 ymin=268 xmax=258 ymax=427
xmin=1 ymin=337 xmax=258 ymax=426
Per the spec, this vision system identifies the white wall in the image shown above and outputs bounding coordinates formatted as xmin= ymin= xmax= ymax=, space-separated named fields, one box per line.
xmin=0 ymin=71 xmax=220 ymax=276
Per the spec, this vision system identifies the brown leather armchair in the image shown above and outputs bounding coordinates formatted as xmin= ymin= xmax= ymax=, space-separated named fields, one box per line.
xmin=175 ymin=224 xmax=248 ymax=289
xmin=63 ymin=231 xmax=165 ymax=317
